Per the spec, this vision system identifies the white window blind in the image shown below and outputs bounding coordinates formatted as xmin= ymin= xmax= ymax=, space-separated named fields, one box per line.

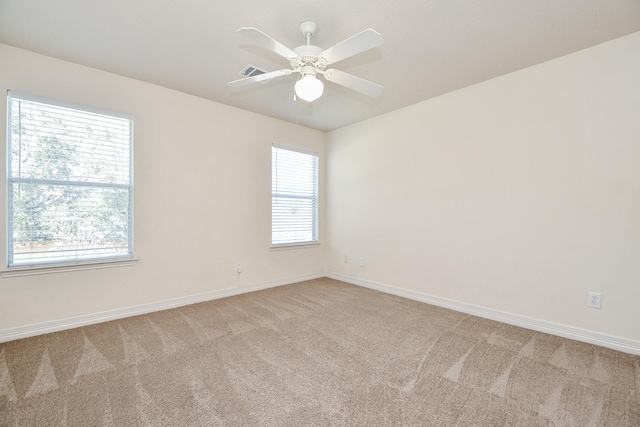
xmin=272 ymin=145 xmax=318 ymax=246
xmin=6 ymin=91 xmax=133 ymax=267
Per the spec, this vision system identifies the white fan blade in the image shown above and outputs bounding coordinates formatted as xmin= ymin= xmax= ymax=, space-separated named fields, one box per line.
xmin=238 ymin=27 xmax=297 ymax=59
xmin=321 ymin=29 xmax=383 ymax=65
xmin=323 ymin=69 xmax=383 ymax=97
xmin=228 ymin=69 xmax=292 ymax=87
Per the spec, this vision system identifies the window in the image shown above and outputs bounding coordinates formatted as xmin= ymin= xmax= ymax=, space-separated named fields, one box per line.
xmin=6 ymin=91 xmax=133 ymax=267
xmin=272 ymin=145 xmax=318 ymax=246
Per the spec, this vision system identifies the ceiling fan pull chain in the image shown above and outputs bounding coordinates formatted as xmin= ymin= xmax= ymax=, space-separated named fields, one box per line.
xmin=293 ymin=73 xmax=302 ymax=101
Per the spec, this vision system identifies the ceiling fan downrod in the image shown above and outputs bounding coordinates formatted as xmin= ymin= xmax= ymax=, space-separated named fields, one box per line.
xmin=299 ymin=21 xmax=317 ymax=45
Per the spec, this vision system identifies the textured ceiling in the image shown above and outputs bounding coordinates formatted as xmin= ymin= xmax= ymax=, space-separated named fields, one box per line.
xmin=1 ymin=0 xmax=639 ymax=131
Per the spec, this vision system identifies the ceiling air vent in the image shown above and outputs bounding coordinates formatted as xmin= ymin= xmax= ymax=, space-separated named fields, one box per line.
xmin=239 ymin=64 xmax=267 ymax=78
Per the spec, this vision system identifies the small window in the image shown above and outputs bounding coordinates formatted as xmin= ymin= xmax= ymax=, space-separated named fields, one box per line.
xmin=6 ymin=91 xmax=134 ymax=267
xmin=272 ymin=145 xmax=318 ymax=246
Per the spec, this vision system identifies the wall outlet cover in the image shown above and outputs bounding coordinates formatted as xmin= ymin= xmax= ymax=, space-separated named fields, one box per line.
xmin=587 ymin=291 xmax=601 ymax=309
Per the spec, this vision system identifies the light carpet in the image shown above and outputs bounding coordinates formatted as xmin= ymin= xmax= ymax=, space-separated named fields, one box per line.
xmin=1 ymin=278 xmax=639 ymax=426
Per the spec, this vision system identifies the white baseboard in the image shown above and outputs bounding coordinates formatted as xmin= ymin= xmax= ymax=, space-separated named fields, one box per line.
xmin=326 ymin=271 xmax=640 ymax=356
xmin=4 ymin=270 xmax=639 ymax=355
xmin=0 ymin=272 xmax=324 ymax=343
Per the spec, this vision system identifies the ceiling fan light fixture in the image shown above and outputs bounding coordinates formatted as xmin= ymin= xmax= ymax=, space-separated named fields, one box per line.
xmin=295 ymin=74 xmax=324 ymax=102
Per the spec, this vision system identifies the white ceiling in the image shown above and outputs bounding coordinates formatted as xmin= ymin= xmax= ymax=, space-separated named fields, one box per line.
xmin=1 ymin=1 xmax=639 ymax=132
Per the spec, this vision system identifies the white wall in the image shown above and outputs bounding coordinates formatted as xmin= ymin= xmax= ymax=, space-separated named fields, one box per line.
xmin=0 ymin=44 xmax=325 ymax=330
xmin=326 ymin=32 xmax=640 ymax=343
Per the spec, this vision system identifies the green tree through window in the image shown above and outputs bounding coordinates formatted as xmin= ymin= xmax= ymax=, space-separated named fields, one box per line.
xmin=7 ymin=92 xmax=133 ymax=266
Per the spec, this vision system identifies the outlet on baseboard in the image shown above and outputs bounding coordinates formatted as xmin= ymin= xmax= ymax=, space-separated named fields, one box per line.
xmin=587 ymin=291 xmax=601 ymax=309
xmin=235 ymin=262 xmax=242 ymax=273
xmin=359 ymin=257 xmax=365 ymax=267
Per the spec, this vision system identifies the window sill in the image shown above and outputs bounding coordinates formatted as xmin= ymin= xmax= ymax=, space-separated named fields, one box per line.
xmin=270 ymin=242 xmax=321 ymax=251
xmin=1 ymin=258 xmax=139 ymax=278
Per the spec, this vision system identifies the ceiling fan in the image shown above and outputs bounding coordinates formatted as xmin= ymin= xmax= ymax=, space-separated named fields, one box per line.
xmin=228 ymin=21 xmax=384 ymax=102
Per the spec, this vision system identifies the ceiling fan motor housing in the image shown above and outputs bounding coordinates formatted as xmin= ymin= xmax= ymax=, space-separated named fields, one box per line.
xmin=292 ymin=45 xmax=326 ymax=71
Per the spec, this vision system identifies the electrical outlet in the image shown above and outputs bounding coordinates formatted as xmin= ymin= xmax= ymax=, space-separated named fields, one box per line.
xmin=587 ymin=291 xmax=601 ymax=309
xmin=235 ymin=262 xmax=242 ymax=273
xmin=359 ymin=257 xmax=365 ymax=267
xmin=344 ymin=255 xmax=348 ymax=263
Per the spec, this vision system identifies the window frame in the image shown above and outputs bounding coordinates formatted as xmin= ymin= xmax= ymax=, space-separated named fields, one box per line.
xmin=271 ymin=144 xmax=319 ymax=248
xmin=4 ymin=91 xmax=135 ymax=273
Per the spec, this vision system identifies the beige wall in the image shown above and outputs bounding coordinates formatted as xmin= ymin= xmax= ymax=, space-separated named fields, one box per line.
xmin=326 ymin=32 xmax=640 ymax=342
xmin=0 ymin=44 xmax=325 ymax=329
xmin=2 ymin=32 xmax=639 ymax=346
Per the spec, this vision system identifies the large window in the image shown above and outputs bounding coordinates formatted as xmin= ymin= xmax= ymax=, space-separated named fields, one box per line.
xmin=6 ymin=91 xmax=133 ymax=267
xmin=272 ymin=145 xmax=318 ymax=246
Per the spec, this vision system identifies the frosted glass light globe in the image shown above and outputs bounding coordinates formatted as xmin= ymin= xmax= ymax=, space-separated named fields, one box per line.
xmin=295 ymin=75 xmax=324 ymax=102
